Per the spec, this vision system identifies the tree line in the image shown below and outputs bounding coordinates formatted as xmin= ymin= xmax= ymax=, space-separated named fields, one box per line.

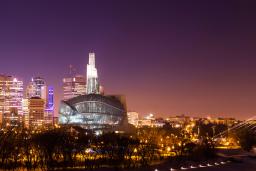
xmin=0 ymin=124 xmax=218 ymax=170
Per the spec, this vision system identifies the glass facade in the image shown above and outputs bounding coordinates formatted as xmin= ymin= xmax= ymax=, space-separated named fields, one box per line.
xmin=59 ymin=94 xmax=126 ymax=129
xmin=0 ymin=75 xmax=23 ymax=116
xmin=63 ymin=75 xmax=86 ymax=100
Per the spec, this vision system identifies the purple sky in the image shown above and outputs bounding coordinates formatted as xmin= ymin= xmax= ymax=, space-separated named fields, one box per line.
xmin=1 ymin=0 xmax=256 ymax=119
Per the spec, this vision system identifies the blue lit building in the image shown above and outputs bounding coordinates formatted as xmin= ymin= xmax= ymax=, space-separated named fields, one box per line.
xmin=44 ymin=86 xmax=54 ymax=125
xmin=47 ymin=86 xmax=54 ymax=111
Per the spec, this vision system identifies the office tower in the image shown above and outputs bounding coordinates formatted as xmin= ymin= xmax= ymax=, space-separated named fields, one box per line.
xmin=46 ymin=86 xmax=54 ymax=111
xmin=0 ymin=75 xmax=23 ymax=124
xmin=44 ymin=86 xmax=54 ymax=125
xmin=86 ymin=52 xmax=100 ymax=94
xmin=22 ymin=98 xmax=29 ymax=128
xmin=127 ymin=112 xmax=139 ymax=126
xmin=26 ymin=77 xmax=47 ymax=100
xmin=26 ymin=77 xmax=54 ymax=126
xmin=63 ymin=75 xmax=86 ymax=100
xmin=28 ymin=97 xmax=45 ymax=128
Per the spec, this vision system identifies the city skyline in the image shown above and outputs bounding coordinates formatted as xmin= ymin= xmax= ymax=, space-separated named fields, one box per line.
xmin=1 ymin=1 xmax=256 ymax=119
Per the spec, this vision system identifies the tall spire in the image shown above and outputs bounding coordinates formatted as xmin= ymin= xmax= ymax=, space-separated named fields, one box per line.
xmin=86 ymin=52 xmax=99 ymax=94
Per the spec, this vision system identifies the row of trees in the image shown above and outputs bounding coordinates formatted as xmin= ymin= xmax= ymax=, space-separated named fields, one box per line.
xmin=0 ymin=124 xmax=217 ymax=170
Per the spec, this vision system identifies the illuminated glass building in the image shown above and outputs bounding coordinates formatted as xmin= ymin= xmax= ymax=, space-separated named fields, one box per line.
xmin=59 ymin=94 xmax=127 ymax=129
xmin=22 ymin=98 xmax=29 ymax=127
xmin=63 ymin=75 xmax=86 ymax=100
xmin=44 ymin=86 xmax=54 ymax=125
xmin=26 ymin=77 xmax=47 ymax=100
xmin=0 ymin=75 xmax=23 ymax=122
xmin=26 ymin=77 xmax=54 ymax=126
xmin=59 ymin=53 xmax=128 ymax=130
xmin=46 ymin=86 xmax=54 ymax=111
xmin=28 ymin=97 xmax=45 ymax=128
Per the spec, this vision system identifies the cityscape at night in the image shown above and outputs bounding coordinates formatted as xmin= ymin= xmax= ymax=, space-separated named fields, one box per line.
xmin=1 ymin=0 xmax=256 ymax=171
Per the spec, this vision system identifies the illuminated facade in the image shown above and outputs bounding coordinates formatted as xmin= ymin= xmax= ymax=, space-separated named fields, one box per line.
xmin=63 ymin=75 xmax=86 ymax=100
xmin=86 ymin=53 xmax=100 ymax=94
xmin=138 ymin=114 xmax=164 ymax=127
xmin=28 ymin=97 xmax=45 ymax=128
xmin=47 ymin=86 xmax=54 ymax=110
xmin=26 ymin=77 xmax=47 ymax=100
xmin=127 ymin=111 xmax=139 ymax=126
xmin=44 ymin=86 xmax=54 ymax=125
xmin=22 ymin=98 xmax=29 ymax=127
xmin=26 ymin=77 xmax=54 ymax=126
xmin=59 ymin=94 xmax=127 ymax=129
xmin=59 ymin=53 xmax=129 ymax=130
xmin=0 ymin=75 xmax=23 ymax=123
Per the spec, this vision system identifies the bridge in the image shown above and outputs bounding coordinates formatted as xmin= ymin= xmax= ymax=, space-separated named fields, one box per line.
xmin=213 ymin=116 xmax=256 ymax=139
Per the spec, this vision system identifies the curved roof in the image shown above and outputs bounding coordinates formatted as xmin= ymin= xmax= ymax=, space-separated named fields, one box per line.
xmin=63 ymin=94 xmax=125 ymax=110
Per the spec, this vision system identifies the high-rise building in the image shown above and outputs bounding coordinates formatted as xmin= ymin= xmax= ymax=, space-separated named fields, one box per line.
xmin=28 ymin=97 xmax=45 ymax=128
xmin=63 ymin=75 xmax=86 ymax=100
xmin=0 ymin=75 xmax=23 ymax=124
xmin=46 ymin=86 xmax=54 ymax=111
xmin=44 ymin=86 xmax=54 ymax=125
xmin=26 ymin=77 xmax=54 ymax=127
xmin=22 ymin=98 xmax=29 ymax=128
xmin=86 ymin=53 xmax=100 ymax=94
xmin=26 ymin=77 xmax=47 ymax=100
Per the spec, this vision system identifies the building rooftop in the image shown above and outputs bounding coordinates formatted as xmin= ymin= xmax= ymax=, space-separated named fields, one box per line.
xmin=63 ymin=94 xmax=125 ymax=110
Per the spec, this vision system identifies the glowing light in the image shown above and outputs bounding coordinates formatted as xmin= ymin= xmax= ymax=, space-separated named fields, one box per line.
xmin=167 ymin=146 xmax=171 ymax=152
xmin=199 ymin=164 xmax=206 ymax=168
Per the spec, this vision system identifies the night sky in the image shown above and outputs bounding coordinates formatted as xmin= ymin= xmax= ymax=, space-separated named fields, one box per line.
xmin=1 ymin=1 xmax=256 ymax=119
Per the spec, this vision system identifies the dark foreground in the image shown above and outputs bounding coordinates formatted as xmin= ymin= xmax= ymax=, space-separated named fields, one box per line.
xmin=53 ymin=156 xmax=256 ymax=171
xmin=57 ymin=149 xmax=256 ymax=171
